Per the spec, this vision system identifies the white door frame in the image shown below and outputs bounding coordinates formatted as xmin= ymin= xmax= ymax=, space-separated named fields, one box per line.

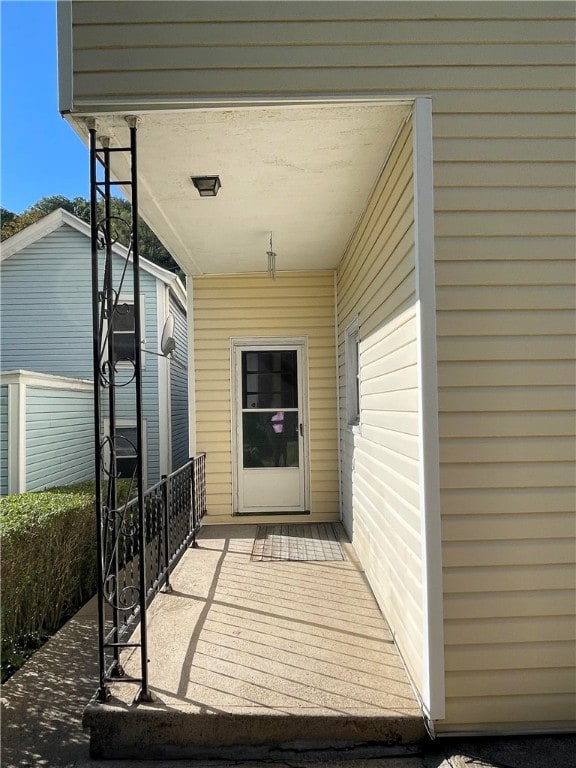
xmin=231 ymin=336 xmax=310 ymax=515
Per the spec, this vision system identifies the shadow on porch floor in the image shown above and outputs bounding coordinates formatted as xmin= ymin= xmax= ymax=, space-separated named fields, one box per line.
xmin=84 ymin=523 xmax=426 ymax=759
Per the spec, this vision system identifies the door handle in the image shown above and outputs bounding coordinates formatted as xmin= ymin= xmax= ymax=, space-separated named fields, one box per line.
xmin=299 ymin=423 xmax=303 ymax=437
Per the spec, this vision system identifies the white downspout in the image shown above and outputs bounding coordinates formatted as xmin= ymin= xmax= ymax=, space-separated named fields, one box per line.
xmin=186 ymin=278 xmax=197 ymax=458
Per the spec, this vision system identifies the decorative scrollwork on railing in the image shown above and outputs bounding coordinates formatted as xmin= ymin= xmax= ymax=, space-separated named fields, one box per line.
xmin=100 ymin=434 xmax=137 ymax=481
xmin=100 ymin=494 xmax=140 ymax=614
xmin=95 ymin=233 xmax=135 ymax=389
xmin=96 ymin=214 xmax=133 ymax=251
xmin=99 ymin=359 xmax=137 ymax=389
xmin=103 ymin=573 xmax=140 ymax=614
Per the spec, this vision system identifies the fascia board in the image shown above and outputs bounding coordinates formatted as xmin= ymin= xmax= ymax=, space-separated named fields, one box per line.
xmin=56 ymin=0 xmax=73 ymax=114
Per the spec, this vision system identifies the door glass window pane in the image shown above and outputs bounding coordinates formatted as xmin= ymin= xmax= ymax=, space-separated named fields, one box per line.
xmin=242 ymin=411 xmax=299 ymax=468
xmin=242 ymin=350 xmax=297 ymax=409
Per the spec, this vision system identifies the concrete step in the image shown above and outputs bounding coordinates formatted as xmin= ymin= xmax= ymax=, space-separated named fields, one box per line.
xmin=84 ymin=524 xmax=427 ymax=759
xmin=84 ymin=696 xmax=427 ymax=759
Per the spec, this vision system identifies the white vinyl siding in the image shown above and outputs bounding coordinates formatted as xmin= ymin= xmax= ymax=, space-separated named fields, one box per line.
xmin=25 ymin=386 xmax=94 ymax=490
xmin=63 ymin=0 xmax=576 ymax=732
xmin=192 ymin=271 xmax=338 ymax=522
xmin=337 ymin=117 xmax=424 ymax=699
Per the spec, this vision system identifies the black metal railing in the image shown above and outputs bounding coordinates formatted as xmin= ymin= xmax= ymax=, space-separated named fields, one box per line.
xmin=98 ymin=455 xmax=206 ymax=698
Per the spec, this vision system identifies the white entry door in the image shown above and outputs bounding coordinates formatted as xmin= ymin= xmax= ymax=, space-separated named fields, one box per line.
xmin=233 ymin=339 xmax=308 ymax=515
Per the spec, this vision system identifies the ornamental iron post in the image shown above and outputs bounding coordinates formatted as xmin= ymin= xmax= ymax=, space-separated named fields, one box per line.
xmin=88 ymin=116 xmax=152 ymax=702
xmin=127 ymin=115 xmax=152 ymax=702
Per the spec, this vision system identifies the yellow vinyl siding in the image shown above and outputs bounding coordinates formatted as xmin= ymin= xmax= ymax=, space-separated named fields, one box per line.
xmin=66 ymin=0 xmax=576 ymax=732
xmin=434 ymin=76 xmax=573 ymax=722
xmin=336 ymin=119 xmax=425 ymax=695
xmin=193 ymin=271 xmax=338 ymax=522
xmin=435 ymin=39 xmax=576 ymax=720
xmin=69 ymin=4 xmax=575 ymax=106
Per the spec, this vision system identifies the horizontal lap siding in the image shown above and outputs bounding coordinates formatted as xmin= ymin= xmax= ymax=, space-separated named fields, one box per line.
xmin=170 ymin=294 xmax=189 ymax=471
xmin=70 ymin=0 xmax=576 ymax=731
xmin=1 ymin=223 xmax=163 ymax=487
xmin=433 ymin=30 xmax=575 ymax=725
xmin=0 ymin=387 xmax=8 ymax=495
xmin=193 ymin=272 xmax=338 ymax=521
xmin=337 ymin=119 xmax=424 ymax=695
xmin=71 ymin=3 xmax=574 ymax=105
xmin=0 ymin=228 xmax=94 ymax=377
xmin=25 ymin=386 xmax=94 ymax=490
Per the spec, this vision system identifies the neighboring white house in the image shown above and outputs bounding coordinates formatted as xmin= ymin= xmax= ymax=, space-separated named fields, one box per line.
xmin=0 ymin=209 xmax=188 ymax=494
xmin=57 ymin=1 xmax=575 ymax=736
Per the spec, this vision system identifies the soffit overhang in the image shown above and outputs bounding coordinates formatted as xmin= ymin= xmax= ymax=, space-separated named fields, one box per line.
xmin=67 ymin=101 xmax=412 ymax=276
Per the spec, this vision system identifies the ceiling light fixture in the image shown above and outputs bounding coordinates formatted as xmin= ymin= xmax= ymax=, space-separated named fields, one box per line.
xmin=191 ymin=175 xmax=221 ymax=197
xmin=266 ymin=232 xmax=276 ymax=280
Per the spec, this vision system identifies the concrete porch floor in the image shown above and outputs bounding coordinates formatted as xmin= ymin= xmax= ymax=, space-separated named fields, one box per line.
xmin=84 ymin=523 xmax=427 ymax=759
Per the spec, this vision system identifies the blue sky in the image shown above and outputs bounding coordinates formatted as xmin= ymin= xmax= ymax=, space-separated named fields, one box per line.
xmin=1 ymin=0 xmax=89 ymax=214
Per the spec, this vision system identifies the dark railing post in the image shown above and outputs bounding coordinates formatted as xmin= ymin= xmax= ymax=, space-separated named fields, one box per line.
xmin=161 ymin=474 xmax=172 ymax=592
xmin=190 ymin=457 xmax=197 ymax=547
xmin=125 ymin=116 xmax=152 ymax=704
xmin=101 ymin=136 xmax=124 ymax=679
xmin=89 ymin=122 xmax=109 ymax=703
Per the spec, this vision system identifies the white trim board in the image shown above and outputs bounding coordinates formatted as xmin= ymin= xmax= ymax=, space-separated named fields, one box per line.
xmin=412 ymin=97 xmax=445 ymax=723
xmin=186 ymin=283 xmax=197 ymax=458
xmin=56 ymin=0 xmax=73 ymax=113
xmin=7 ymin=382 xmax=25 ymax=494
xmin=0 ymin=370 xmax=93 ymax=391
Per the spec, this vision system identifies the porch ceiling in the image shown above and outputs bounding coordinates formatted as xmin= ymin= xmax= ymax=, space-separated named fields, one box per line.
xmin=71 ymin=102 xmax=411 ymax=276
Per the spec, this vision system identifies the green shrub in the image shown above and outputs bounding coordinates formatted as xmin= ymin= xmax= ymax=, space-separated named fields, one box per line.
xmin=0 ymin=482 xmax=97 ymax=681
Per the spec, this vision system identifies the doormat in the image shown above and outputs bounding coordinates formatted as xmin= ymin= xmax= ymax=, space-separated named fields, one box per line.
xmin=251 ymin=523 xmax=345 ymax=562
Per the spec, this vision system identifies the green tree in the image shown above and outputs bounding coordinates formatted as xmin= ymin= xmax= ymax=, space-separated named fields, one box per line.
xmin=1 ymin=206 xmax=45 ymax=240
xmin=0 ymin=195 xmax=179 ymax=275
xmin=29 ymin=195 xmax=77 ymax=216
xmin=92 ymin=196 xmax=179 ymax=273
xmin=0 ymin=208 xmax=18 ymax=227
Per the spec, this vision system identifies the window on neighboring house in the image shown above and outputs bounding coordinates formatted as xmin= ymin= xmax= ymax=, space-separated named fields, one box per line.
xmin=346 ymin=320 xmax=360 ymax=427
xmin=104 ymin=419 xmax=147 ymax=486
xmin=115 ymin=424 xmax=138 ymax=479
xmin=109 ymin=296 xmax=146 ymax=366
xmin=111 ymin=300 xmax=136 ymax=363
